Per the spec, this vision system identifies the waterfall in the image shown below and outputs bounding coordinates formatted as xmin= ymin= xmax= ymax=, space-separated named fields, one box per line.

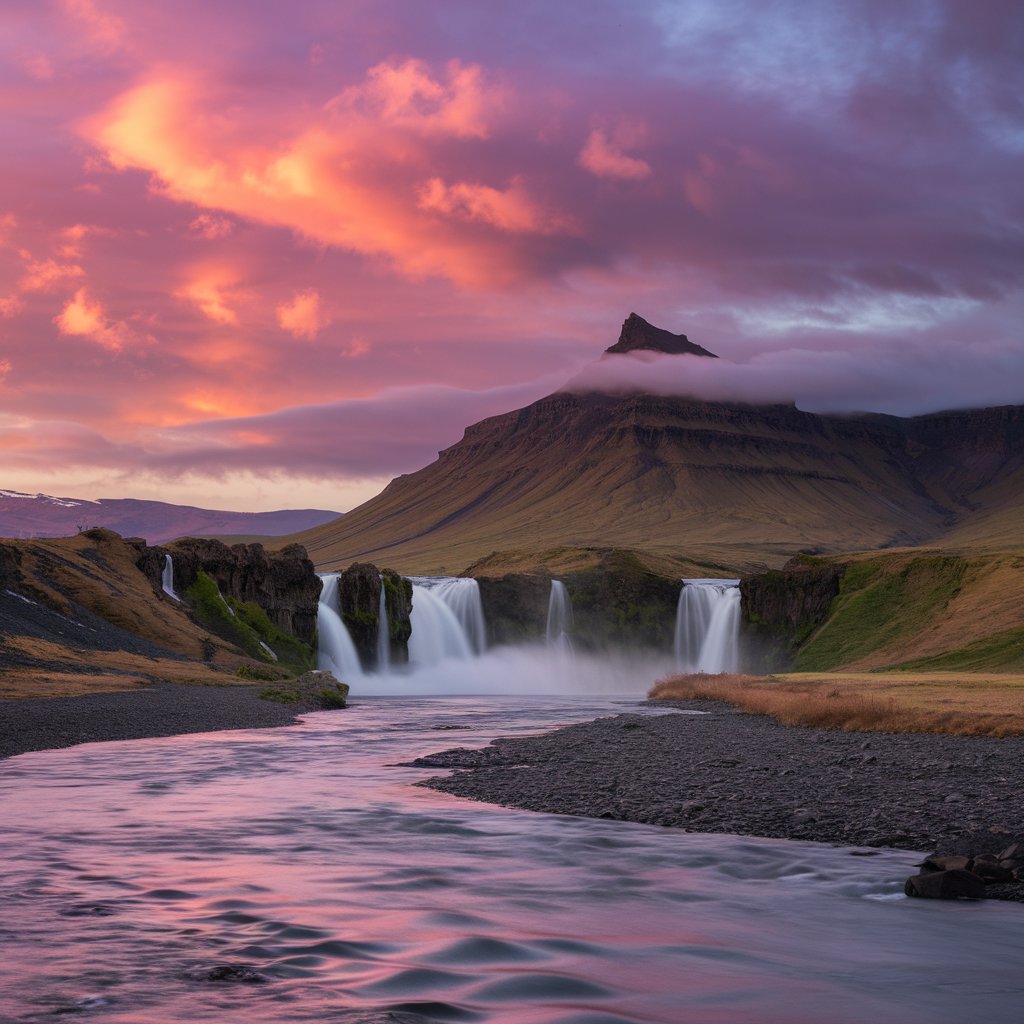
xmin=376 ymin=581 xmax=391 ymax=673
xmin=409 ymin=577 xmax=487 ymax=655
xmin=408 ymin=584 xmax=473 ymax=667
xmin=546 ymin=580 xmax=574 ymax=654
xmin=161 ymin=554 xmax=179 ymax=601
xmin=258 ymin=641 xmax=278 ymax=662
xmin=674 ymin=579 xmax=741 ymax=674
xmin=316 ymin=574 xmax=364 ymax=681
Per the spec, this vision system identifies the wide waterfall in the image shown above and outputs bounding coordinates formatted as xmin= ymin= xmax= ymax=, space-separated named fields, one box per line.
xmin=317 ymin=574 xmax=364 ymax=681
xmin=674 ymin=579 xmax=741 ymax=673
xmin=313 ymin=571 xmax=673 ymax=695
xmin=546 ymin=580 xmax=574 ymax=654
xmin=410 ymin=577 xmax=487 ymax=654
xmin=161 ymin=554 xmax=179 ymax=601
xmin=376 ymin=582 xmax=390 ymax=673
xmin=408 ymin=583 xmax=473 ymax=667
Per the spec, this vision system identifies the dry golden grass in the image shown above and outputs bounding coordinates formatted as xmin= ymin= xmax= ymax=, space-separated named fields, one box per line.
xmin=649 ymin=671 xmax=1024 ymax=738
xmin=0 ymin=672 xmax=148 ymax=699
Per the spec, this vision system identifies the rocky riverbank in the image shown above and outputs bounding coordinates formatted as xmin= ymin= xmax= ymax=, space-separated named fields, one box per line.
xmin=416 ymin=699 xmax=1024 ymax=900
xmin=0 ymin=682 xmax=338 ymax=761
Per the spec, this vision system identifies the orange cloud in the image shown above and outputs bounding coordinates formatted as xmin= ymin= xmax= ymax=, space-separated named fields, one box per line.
xmin=179 ymin=269 xmax=240 ymax=324
xmin=54 ymin=287 xmax=131 ymax=351
xmin=277 ymin=288 xmax=328 ymax=340
xmin=0 ymin=296 xmax=22 ymax=317
xmin=0 ymin=359 xmax=11 ymax=382
xmin=579 ymin=128 xmax=651 ymax=181
xmin=84 ymin=65 xmax=562 ymax=287
xmin=418 ymin=177 xmax=568 ymax=234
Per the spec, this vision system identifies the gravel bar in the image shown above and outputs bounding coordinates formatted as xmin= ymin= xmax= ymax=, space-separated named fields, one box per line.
xmin=417 ymin=700 xmax=1024 ymax=858
xmin=0 ymin=683 xmax=321 ymax=761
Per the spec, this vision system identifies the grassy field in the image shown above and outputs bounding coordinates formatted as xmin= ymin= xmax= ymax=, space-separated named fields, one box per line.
xmin=649 ymin=671 xmax=1024 ymax=737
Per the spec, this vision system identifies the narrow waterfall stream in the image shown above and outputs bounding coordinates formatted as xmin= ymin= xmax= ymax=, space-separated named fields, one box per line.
xmin=315 ymin=574 xmax=364 ymax=681
xmin=161 ymin=554 xmax=179 ymax=601
xmin=375 ymin=581 xmax=390 ymax=673
xmin=674 ymin=579 xmax=741 ymax=673
xmin=545 ymin=580 xmax=574 ymax=654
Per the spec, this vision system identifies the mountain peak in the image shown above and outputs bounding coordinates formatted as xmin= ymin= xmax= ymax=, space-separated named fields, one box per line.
xmin=604 ymin=313 xmax=718 ymax=358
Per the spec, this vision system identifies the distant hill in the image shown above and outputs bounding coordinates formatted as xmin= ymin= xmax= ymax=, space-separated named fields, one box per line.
xmin=0 ymin=490 xmax=340 ymax=545
xmin=291 ymin=316 xmax=1024 ymax=575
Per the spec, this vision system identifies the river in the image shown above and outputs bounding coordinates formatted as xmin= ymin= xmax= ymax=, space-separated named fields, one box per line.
xmin=2 ymin=695 xmax=1023 ymax=1023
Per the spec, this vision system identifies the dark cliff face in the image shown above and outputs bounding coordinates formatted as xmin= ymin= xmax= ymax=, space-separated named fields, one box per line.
xmin=476 ymin=551 xmax=681 ymax=651
xmin=143 ymin=537 xmax=322 ymax=646
xmin=476 ymin=574 xmax=552 ymax=646
xmin=740 ymin=559 xmax=846 ymax=671
xmin=382 ymin=569 xmax=413 ymax=666
xmin=604 ymin=313 xmax=718 ymax=358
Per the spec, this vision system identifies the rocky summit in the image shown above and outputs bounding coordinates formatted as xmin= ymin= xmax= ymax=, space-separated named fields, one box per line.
xmin=603 ymin=312 xmax=718 ymax=357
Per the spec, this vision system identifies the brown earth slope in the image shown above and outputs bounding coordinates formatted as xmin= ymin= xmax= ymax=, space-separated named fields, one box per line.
xmin=293 ymin=391 xmax=1024 ymax=575
xmin=0 ymin=530 xmax=298 ymax=697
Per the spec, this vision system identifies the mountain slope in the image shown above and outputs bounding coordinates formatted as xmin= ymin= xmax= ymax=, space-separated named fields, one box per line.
xmin=0 ymin=490 xmax=340 ymax=544
xmin=294 ymin=390 xmax=1024 ymax=575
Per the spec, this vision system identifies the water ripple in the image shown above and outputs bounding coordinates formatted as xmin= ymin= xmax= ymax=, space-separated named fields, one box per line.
xmin=1 ymin=695 xmax=1023 ymax=1023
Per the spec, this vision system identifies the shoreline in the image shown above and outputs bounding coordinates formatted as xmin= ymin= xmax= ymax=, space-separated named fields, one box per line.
xmin=416 ymin=698 xmax=1024 ymax=895
xmin=5 ymin=686 xmax=1022 ymax=899
xmin=0 ymin=682 xmax=323 ymax=761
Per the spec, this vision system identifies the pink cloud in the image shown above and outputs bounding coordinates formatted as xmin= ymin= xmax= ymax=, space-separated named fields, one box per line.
xmin=54 ymin=288 xmax=133 ymax=351
xmin=276 ymin=288 xmax=329 ymax=340
xmin=0 ymin=0 xmax=1019 ymax=512
xmin=579 ymin=128 xmax=651 ymax=181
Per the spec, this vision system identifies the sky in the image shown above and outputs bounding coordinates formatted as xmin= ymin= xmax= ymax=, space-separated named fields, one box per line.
xmin=1 ymin=0 xmax=1022 ymax=512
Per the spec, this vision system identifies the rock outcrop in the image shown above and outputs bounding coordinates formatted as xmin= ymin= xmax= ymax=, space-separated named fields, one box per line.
xmin=138 ymin=537 xmax=321 ymax=646
xmin=905 ymin=840 xmax=1024 ymax=901
xmin=331 ymin=562 xmax=412 ymax=670
xmin=382 ymin=569 xmax=413 ymax=666
xmin=337 ymin=562 xmax=382 ymax=669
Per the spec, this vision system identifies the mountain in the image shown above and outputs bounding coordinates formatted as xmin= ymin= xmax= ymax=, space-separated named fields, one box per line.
xmin=0 ymin=490 xmax=340 ymax=545
xmin=604 ymin=312 xmax=718 ymax=357
xmin=292 ymin=317 xmax=1024 ymax=575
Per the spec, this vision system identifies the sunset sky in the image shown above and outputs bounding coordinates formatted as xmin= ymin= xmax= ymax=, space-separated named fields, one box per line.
xmin=2 ymin=0 xmax=1022 ymax=511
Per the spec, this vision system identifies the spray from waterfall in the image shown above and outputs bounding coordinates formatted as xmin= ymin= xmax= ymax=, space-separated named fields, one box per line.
xmin=546 ymin=580 xmax=574 ymax=655
xmin=377 ymin=580 xmax=391 ymax=673
xmin=161 ymin=554 xmax=179 ymax=601
xmin=317 ymin=574 xmax=364 ymax=681
xmin=674 ymin=579 xmax=741 ymax=673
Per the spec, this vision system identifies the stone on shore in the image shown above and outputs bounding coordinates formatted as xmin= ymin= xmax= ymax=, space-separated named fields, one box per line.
xmin=905 ymin=869 xmax=987 ymax=900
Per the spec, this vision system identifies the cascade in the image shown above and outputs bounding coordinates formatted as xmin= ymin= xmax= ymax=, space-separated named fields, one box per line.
xmin=376 ymin=581 xmax=391 ymax=673
xmin=316 ymin=574 xmax=365 ymax=681
xmin=674 ymin=579 xmax=741 ymax=673
xmin=407 ymin=584 xmax=473 ymax=667
xmin=409 ymin=577 xmax=487 ymax=655
xmin=546 ymin=580 xmax=574 ymax=654
xmin=161 ymin=554 xmax=179 ymax=601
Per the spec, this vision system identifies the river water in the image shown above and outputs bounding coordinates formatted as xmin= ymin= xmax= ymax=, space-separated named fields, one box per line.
xmin=2 ymin=695 xmax=1023 ymax=1023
